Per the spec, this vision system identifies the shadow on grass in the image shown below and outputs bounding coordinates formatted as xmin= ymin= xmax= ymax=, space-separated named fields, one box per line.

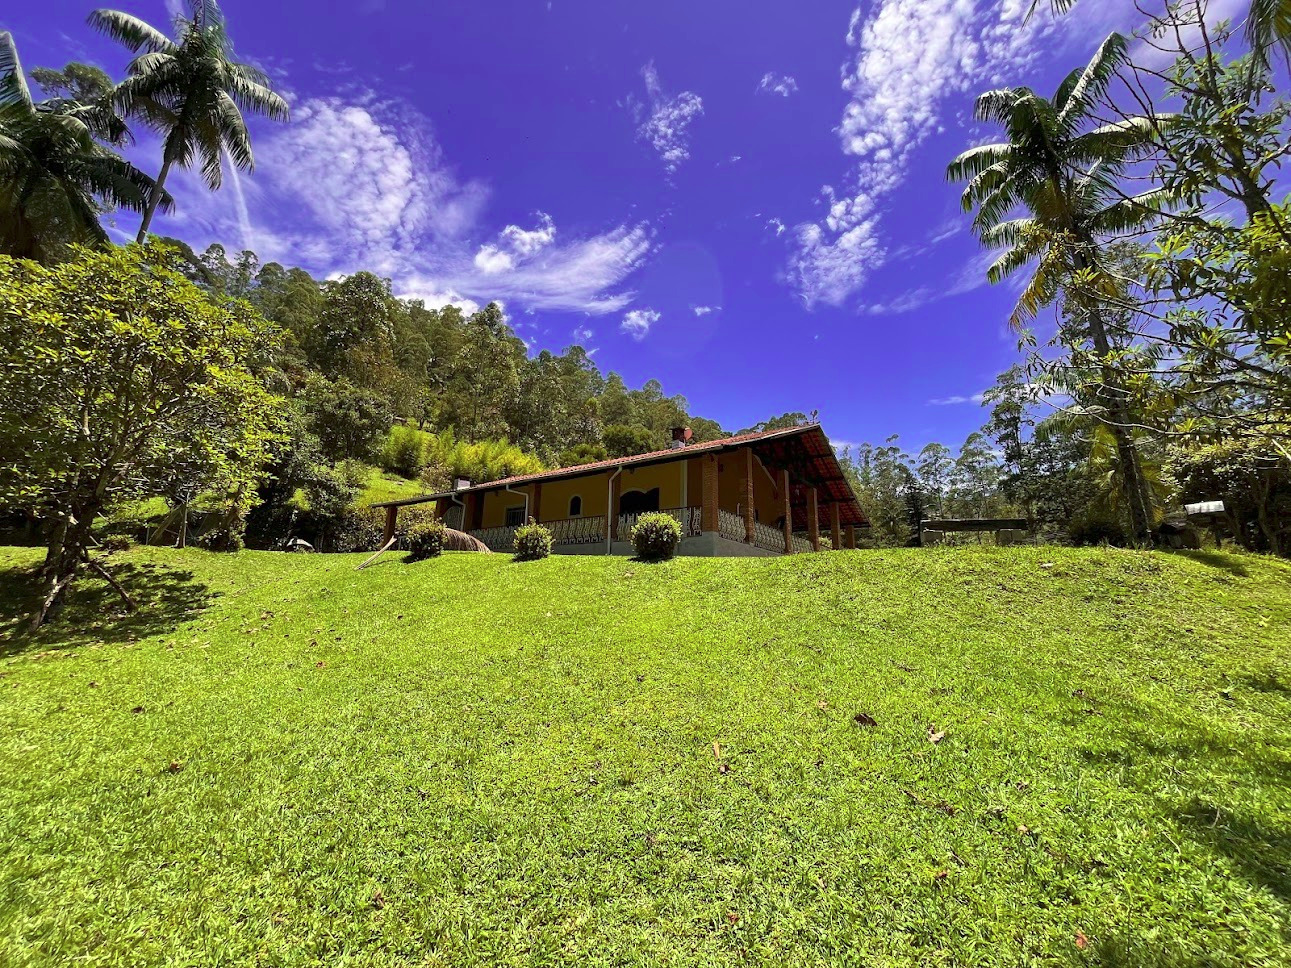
xmin=1172 ymin=800 xmax=1291 ymax=904
xmin=1175 ymin=549 xmax=1250 ymax=578
xmin=1078 ymin=696 xmax=1291 ymax=914
xmin=0 ymin=557 xmax=215 ymax=657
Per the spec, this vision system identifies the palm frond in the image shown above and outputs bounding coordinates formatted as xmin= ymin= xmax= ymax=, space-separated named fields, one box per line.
xmin=1055 ymin=33 xmax=1127 ymax=133
xmin=945 ymin=142 xmax=1012 ymax=183
xmin=1247 ymin=0 xmax=1291 ymax=66
xmin=87 ymin=10 xmax=176 ymax=54
xmin=0 ymin=32 xmax=33 ymax=111
xmin=974 ymin=87 xmax=1025 ymax=126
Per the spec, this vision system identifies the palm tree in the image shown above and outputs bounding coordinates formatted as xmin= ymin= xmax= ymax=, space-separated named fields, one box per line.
xmin=0 ymin=32 xmax=163 ymax=262
xmin=947 ymin=33 xmax=1168 ymax=540
xmin=88 ymin=0 xmax=288 ymax=243
xmin=1032 ymin=0 xmax=1290 ymax=68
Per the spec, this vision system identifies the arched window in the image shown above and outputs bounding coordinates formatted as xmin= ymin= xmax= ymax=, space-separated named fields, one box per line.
xmin=569 ymin=495 xmax=582 ymax=517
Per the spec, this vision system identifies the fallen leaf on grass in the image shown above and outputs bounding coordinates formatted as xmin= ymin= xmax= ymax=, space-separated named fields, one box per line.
xmin=165 ymin=760 xmax=184 ymax=774
xmin=853 ymin=713 xmax=877 ymax=727
xmin=1075 ymin=931 xmax=1089 ymax=950
xmin=315 ymin=661 xmax=326 ymax=668
xmin=933 ymin=869 xmax=949 ymax=881
xmin=928 ymin=726 xmax=946 ymax=744
xmin=371 ymin=890 xmax=384 ymax=909
xmin=713 ymin=741 xmax=722 ymax=759
xmin=131 ymin=706 xmax=144 ymax=714
xmin=726 ymin=912 xmax=739 ymax=924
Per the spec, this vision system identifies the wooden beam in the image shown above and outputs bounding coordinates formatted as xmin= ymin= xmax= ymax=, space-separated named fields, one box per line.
xmin=383 ymin=505 xmax=398 ymax=546
xmin=532 ymin=483 xmax=542 ymax=523
xmin=846 ymin=525 xmax=856 ymax=550
xmin=808 ymin=487 xmax=820 ymax=552
xmin=781 ymin=468 xmax=792 ymax=554
xmin=830 ymin=502 xmax=841 ymax=550
xmin=743 ymin=447 xmax=755 ymax=543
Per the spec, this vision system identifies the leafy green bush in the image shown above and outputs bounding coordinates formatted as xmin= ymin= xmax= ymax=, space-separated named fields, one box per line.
xmin=406 ymin=519 xmax=446 ymax=562
xmin=513 ymin=518 xmax=552 ymax=561
xmin=100 ymin=534 xmax=133 ymax=553
xmin=380 ymin=425 xmax=428 ymax=478
xmin=631 ymin=512 xmax=682 ymax=560
xmin=331 ymin=505 xmax=438 ymax=554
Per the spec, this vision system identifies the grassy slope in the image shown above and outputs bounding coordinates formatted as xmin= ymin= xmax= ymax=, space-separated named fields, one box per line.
xmin=1 ymin=546 xmax=1289 ymax=967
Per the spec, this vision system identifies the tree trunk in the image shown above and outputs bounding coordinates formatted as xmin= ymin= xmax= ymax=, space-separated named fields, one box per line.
xmin=136 ymin=156 xmax=173 ymax=244
xmin=32 ymin=514 xmax=95 ymax=629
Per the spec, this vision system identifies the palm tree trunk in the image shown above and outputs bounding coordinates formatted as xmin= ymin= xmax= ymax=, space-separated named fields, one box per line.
xmin=1084 ymin=305 xmax=1155 ymax=543
xmin=136 ymin=156 xmax=173 ymax=244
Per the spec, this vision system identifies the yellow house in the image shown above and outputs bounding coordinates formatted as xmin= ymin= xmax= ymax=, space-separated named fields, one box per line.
xmin=371 ymin=423 xmax=868 ymax=556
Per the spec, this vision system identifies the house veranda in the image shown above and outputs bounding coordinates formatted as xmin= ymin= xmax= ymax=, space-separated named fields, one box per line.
xmin=371 ymin=423 xmax=868 ymax=557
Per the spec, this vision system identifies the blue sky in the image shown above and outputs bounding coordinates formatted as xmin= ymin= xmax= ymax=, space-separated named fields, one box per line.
xmin=7 ymin=0 xmax=1241 ymax=450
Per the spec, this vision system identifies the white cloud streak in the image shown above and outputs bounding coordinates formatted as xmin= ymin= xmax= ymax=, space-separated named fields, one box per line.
xmin=155 ymin=93 xmax=649 ymax=315
xmin=791 ymin=0 xmax=1057 ymax=308
xmin=758 ymin=72 xmax=799 ymax=97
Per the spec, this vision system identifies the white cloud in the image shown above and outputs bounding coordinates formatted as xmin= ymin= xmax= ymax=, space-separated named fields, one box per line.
xmin=758 ymin=72 xmax=798 ymax=97
xmin=153 ymin=94 xmax=649 ymax=316
xmin=571 ymin=324 xmax=595 ymax=343
xmin=928 ymin=392 xmax=987 ymax=406
xmin=636 ymin=62 xmax=704 ymax=174
xmin=791 ymin=0 xmax=1057 ymax=307
xmin=620 ymin=308 xmax=660 ymax=341
xmin=766 ymin=217 xmax=786 ymax=237
xmin=472 ymin=211 xmax=557 ymax=274
xmin=692 ymin=305 xmax=719 ymax=316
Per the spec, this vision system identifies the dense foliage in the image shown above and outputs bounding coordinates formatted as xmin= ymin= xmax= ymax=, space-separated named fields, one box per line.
xmin=630 ymin=511 xmax=683 ymax=560
xmin=405 ymin=518 xmax=446 ymax=562
xmin=512 ymin=518 xmax=552 ymax=561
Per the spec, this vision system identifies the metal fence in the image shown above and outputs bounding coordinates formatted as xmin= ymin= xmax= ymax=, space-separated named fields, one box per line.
xmin=752 ymin=519 xmax=786 ymax=553
xmin=616 ymin=506 xmax=704 ymax=540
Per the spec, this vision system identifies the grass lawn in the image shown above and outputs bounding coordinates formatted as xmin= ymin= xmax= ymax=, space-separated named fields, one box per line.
xmin=1 ymin=545 xmax=1289 ymax=967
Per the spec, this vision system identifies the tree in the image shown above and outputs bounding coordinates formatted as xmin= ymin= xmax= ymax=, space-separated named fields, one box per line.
xmin=0 ymin=33 xmax=163 ymax=262
xmin=603 ymin=424 xmax=658 ymax=458
xmin=301 ymin=376 xmax=393 ymax=463
xmin=0 ymin=242 xmax=282 ymax=626
xmin=947 ymin=32 xmax=1165 ymax=540
xmin=89 ymin=0 xmax=288 ymax=242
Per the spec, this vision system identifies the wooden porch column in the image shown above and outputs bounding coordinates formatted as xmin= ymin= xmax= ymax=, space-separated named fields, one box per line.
xmin=383 ymin=505 xmax=398 ymax=545
xmin=531 ymin=483 xmax=542 ymax=523
xmin=701 ymin=454 xmax=719 ymax=533
xmin=830 ymin=502 xmax=842 ymax=550
xmin=808 ymin=487 xmax=820 ymax=551
xmin=743 ymin=447 xmax=755 ymax=543
xmin=781 ymin=468 xmax=793 ymax=554
xmin=846 ymin=525 xmax=856 ymax=550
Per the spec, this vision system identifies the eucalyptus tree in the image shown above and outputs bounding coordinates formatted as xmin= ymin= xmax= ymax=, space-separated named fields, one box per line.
xmin=947 ymin=33 xmax=1168 ymax=539
xmin=0 ymin=32 xmax=161 ymax=262
xmin=89 ymin=0 xmax=288 ymax=242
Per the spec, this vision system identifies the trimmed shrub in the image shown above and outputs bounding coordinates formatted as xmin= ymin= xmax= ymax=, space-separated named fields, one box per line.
xmin=406 ymin=518 xmax=446 ymax=562
xmin=513 ymin=518 xmax=552 ymax=561
xmin=632 ymin=511 xmax=682 ymax=560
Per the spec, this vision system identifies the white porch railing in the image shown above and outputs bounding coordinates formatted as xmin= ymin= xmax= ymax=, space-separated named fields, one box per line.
xmin=617 ymin=506 xmax=704 ymax=540
xmin=470 ymin=525 xmax=518 ymax=552
xmin=790 ymin=533 xmax=813 ymax=554
xmin=717 ymin=509 xmax=746 ymax=543
xmin=752 ymin=519 xmax=785 ymax=553
xmin=547 ymin=515 xmax=607 ymax=545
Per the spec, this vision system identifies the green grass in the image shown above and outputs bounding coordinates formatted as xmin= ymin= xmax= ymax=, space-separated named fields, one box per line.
xmin=355 ymin=465 xmax=423 ymax=507
xmin=1 ymin=545 xmax=1289 ymax=967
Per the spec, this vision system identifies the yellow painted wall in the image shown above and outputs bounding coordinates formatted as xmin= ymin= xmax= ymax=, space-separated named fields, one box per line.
xmin=538 ymin=475 xmax=607 ymax=521
xmin=471 ymin=449 xmax=796 ymax=529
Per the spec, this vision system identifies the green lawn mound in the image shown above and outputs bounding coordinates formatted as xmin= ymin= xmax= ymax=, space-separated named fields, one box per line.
xmin=1 ymin=546 xmax=1289 ymax=967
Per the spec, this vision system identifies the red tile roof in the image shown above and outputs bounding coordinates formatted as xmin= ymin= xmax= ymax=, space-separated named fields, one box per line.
xmin=372 ymin=423 xmax=869 ymax=527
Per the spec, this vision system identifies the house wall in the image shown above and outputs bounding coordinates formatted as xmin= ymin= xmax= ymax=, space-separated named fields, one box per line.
xmin=471 ymin=448 xmax=778 ymax=529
